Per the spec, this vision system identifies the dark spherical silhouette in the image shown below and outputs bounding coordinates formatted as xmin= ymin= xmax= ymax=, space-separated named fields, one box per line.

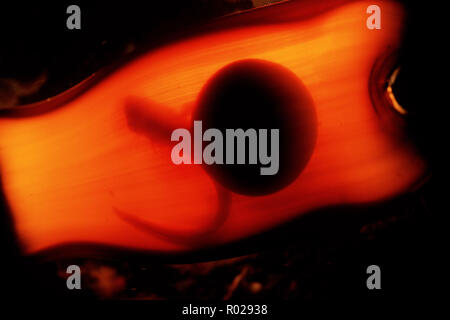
xmin=194 ymin=59 xmax=317 ymax=196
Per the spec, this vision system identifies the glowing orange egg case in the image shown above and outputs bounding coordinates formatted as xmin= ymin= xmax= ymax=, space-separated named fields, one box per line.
xmin=0 ymin=0 xmax=428 ymax=257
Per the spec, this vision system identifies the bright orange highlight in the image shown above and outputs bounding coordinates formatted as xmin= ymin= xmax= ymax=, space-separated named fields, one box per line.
xmin=0 ymin=1 xmax=427 ymax=255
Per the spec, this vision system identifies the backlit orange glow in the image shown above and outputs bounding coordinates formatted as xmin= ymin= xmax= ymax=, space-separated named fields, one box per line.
xmin=0 ymin=1 xmax=427 ymax=255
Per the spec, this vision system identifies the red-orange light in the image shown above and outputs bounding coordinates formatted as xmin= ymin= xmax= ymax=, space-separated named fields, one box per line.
xmin=0 ymin=1 xmax=427 ymax=255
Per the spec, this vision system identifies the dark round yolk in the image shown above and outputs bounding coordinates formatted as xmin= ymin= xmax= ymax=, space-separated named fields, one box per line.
xmin=194 ymin=59 xmax=317 ymax=196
